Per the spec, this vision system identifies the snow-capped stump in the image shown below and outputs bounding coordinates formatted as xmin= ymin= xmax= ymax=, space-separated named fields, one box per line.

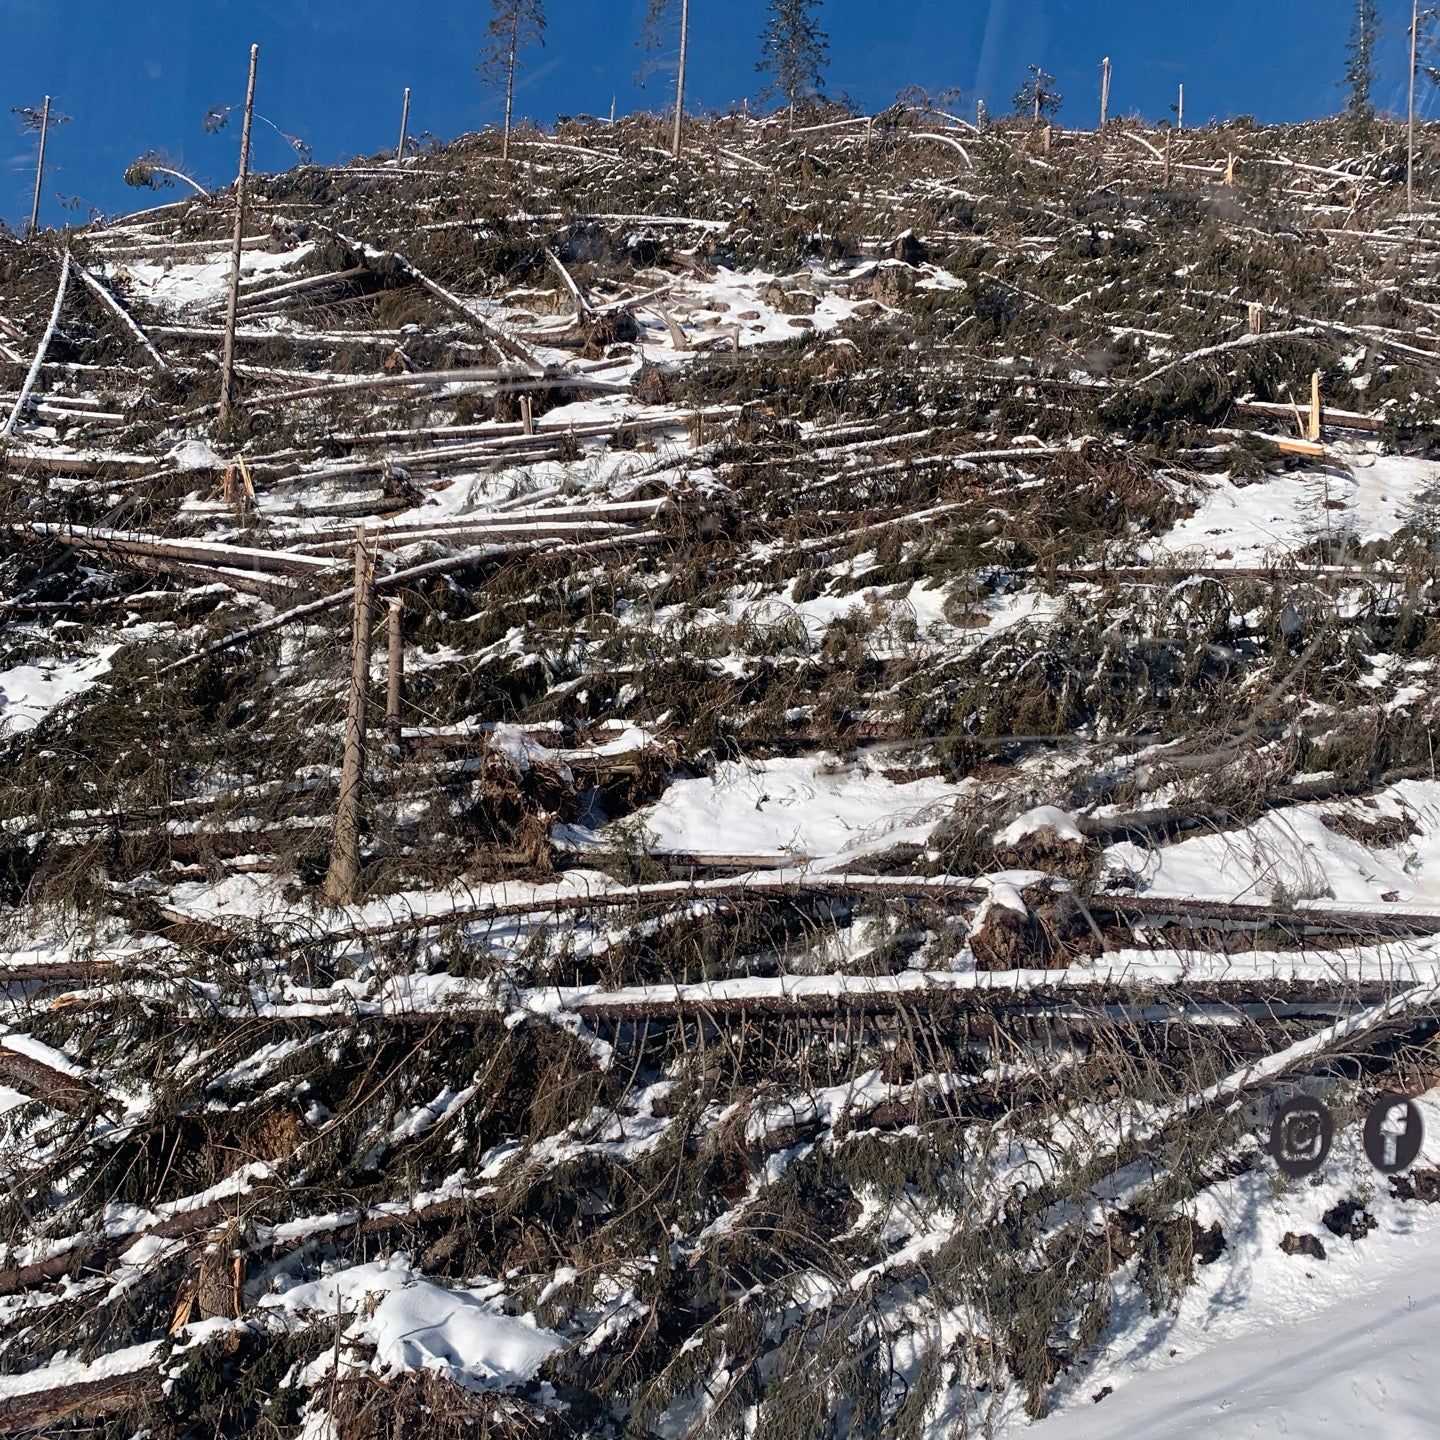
xmin=968 ymin=874 xmax=1096 ymax=969
xmin=992 ymin=806 xmax=1098 ymax=883
xmin=968 ymin=880 xmax=1043 ymax=970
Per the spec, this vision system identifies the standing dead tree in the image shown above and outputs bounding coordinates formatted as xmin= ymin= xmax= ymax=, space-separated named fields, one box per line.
xmin=479 ymin=0 xmax=547 ymax=163
xmin=324 ymin=531 xmax=377 ymax=906
xmin=397 ymin=86 xmax=412 ymax=162
xmin=757 ymin=0 xmax=829 ymax=129
xmin=643 ymin=0 xmax=693 ymax=157
xmin=13 ymin=98 xmax=70 ymax=237
xmin=218 ymin=44 xmax=259 ymax=432
xmin=1410 ymin=1 xmax=1440 ymax=212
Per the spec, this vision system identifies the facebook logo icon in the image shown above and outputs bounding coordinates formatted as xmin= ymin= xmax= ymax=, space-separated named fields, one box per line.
xmin=1363 ymin=1095 xmax=1424 ymax=1175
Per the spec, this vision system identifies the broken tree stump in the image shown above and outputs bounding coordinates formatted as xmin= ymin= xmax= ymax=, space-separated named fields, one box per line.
xmin=323 ymin=529 xmax=375 ymax=905
xmin=386 ymin=596 xmax=404 ymax=744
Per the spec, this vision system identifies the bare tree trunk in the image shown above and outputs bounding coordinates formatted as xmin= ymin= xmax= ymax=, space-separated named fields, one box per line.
xmin=1100 ymin=57 xmax=1111 ymax=129
xmin=503 ymin=21 xmax=518 ymax=162
xmin=1410 ymin=0 xmax=1420 ymax=213
xmin=28 ymin=96 xmax=51 ymax=238
xmin=324 ymin=530 xmax=375 ymax=906
xmin=385 ymin=597 xmax=404 ymax=743
xmin=1177 ymin=82 xmax=1185 ymax=132
xmin=218 ymin=44 xmax=260 ymax=431
xmin=672 ymin=0 xmax=690 ymax=158
xmin=397 ymin=86 xmax=411 ymax=162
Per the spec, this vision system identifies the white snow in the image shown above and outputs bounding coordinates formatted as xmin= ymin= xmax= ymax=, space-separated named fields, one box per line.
xmin=168 ymin=438 xmax=225 ymax=472
xmin=622 ymin=753 xmax=970 ymax=862
xmin=0 ymin=646 xmax=120 ymax=736
xmin=1158 ymin=446 xmax=1440 ymax=566
xmin=266 ymin=1257 xmax=563 ymax=1391
xmin=995 ymin=806 xmax=1086 ymax=848
xmin=107 ymin=243 xmax=314 ymax=314
xmin=1105 ymin=781 xmax=1440 ymax=908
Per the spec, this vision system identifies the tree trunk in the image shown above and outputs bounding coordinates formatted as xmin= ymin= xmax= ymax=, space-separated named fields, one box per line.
xmin=397 ymin=86 xmax=411 ymax=162
xmin=2 ymin=251 xmax=70 ymax=438
xmin=672 ymin=0 xmax=691 ymax=158
xmin=1410 ymin=0 xmax=1420 ymax=213
xmin=503 ymin=22 xmax=518 ymax=162
xmin=1100 ymin=56 xmax=1111 ymax=129
xmin=386 ymin=597 xmax=404 ymax=743
xmin=324 ymin=530 xmax=375 ymax=906
xmin=218 ymin=44 xmax=260 ymax=431
xmin=27 ymin=96 xmax=51 ymax=238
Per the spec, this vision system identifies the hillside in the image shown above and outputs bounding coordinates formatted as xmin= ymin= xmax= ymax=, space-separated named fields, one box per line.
xmin=4 ymin=107 xmax=1440 ymax=1438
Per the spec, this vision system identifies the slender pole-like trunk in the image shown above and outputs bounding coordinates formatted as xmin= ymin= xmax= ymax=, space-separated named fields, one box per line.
xmin=325 ymin=531 xmax=375 ymax=906
xmin=1100 ymin=56 xmax=1111 ymax=129
xmin=1410 ymin=0 xmax=1420 ymax=213
xmin=385 ymin=597 xmax=405 ymax=743
xmin=27 ymin=97 xmax=51 ymax=238
xmin=218 ymin=44 xmax=259 ymax=431
xmin=1177 ymin=82 xmax=1185 ymax=132
xmin=397 ymin=86 xmax=411 ymax=162
xmin=503 ymin=24 xmax=517 ymax=161
xmin=672 ymin=0 xmax=690 ymax=158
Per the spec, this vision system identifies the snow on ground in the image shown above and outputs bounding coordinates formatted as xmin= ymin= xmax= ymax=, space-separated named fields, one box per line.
xmin=264 ymin=1257 xmax=563 ymax=1392
xmin=0 ymin=645 xmax=119 ymax=736
xmin=615 ymin=752 xmax=972 ymax=863
xmin=1020 ymin=1090 xmax=1440 ymax=1440
xmin=1105 ymin=780 xmax=1440 ymax=907
xmin=106 ymin=243 xmax=314 ymax=313
xmin=632 ymin=263 xmax=881 ymax=360
xmin=1156 ymin=446 xmax=1440 ymax=564
xmin=1161 ymin=471 xmax=1317 ymax=565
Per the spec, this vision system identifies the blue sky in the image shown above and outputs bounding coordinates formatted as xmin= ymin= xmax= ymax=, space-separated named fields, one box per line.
xmin=0 ymin=0 xmax=1428 ymax=230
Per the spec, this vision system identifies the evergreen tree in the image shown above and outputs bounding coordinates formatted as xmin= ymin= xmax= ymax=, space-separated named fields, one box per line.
xmin=1012 ymin=65 xmax=1062 ymax=124
xmin=1346 ymin=0 xmax=1380 ymax=127
xmin=479 ymin=0 xmax=547 ymax=162
xmin=758 ymin=0 xmax=829 ymax=125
